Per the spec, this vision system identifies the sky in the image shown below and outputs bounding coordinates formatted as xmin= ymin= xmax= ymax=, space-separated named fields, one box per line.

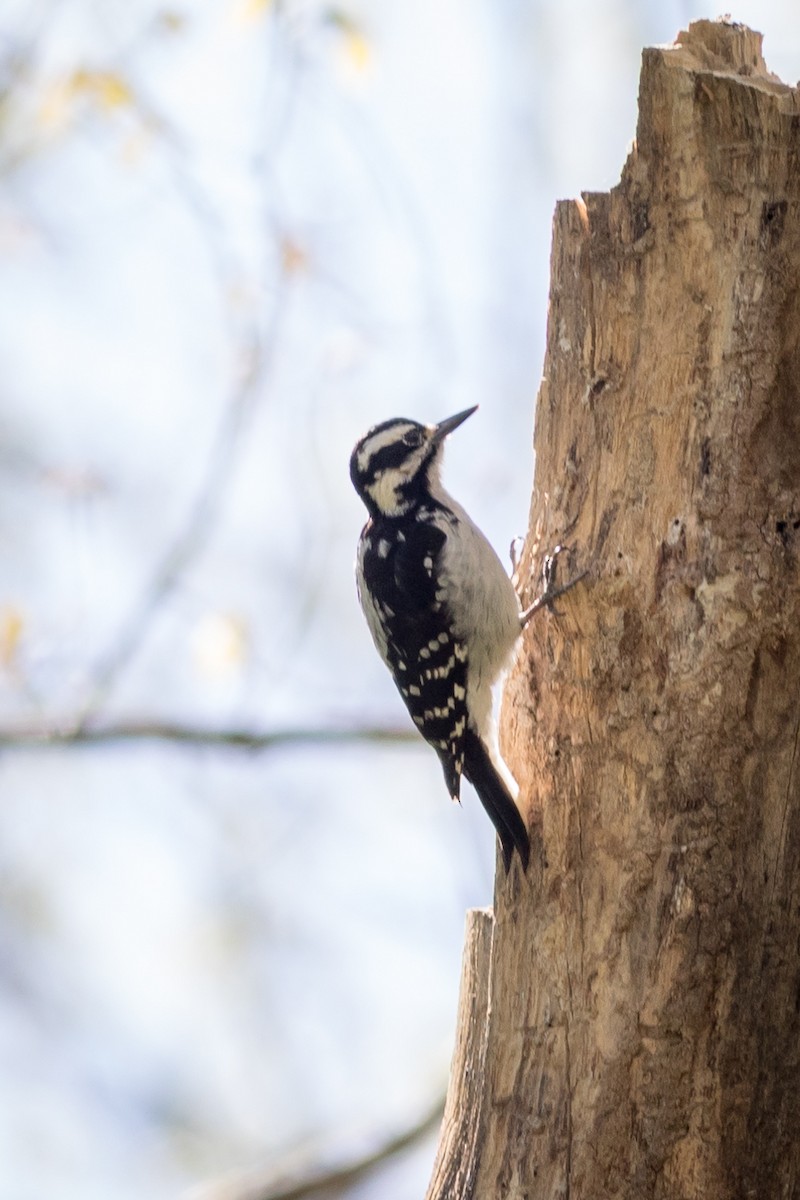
xmin=0 ymin=2 xmax=797 ymax=1197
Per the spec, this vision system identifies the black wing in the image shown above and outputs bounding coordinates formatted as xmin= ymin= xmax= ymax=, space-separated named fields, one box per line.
xmin=360 ymin=518 xmax=469 ymax=798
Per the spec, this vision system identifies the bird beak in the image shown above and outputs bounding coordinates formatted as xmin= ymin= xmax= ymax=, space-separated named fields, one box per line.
xmin=429 ymin=405 xmax=478 ymax=445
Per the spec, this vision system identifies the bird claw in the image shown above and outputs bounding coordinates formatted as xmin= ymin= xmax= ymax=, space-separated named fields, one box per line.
xmin=520 ymin=544 xmax=587 ymax=626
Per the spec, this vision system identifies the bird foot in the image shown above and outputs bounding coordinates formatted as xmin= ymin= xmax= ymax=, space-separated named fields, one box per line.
xmin=519 ymin=544 xmax=587 ymax=626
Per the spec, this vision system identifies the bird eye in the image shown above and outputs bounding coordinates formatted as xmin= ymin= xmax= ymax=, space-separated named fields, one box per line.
xmin=402 ymin=429 xmax=424 ymax=448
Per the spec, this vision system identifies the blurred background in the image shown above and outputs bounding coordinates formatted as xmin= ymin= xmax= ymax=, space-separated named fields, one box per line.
xmin=0 ymin=1 xmax=797 ymax=1197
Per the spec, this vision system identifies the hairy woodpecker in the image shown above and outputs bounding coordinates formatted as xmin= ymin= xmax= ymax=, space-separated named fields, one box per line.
xmin=350 ymin=405 xmax=533 ymax=871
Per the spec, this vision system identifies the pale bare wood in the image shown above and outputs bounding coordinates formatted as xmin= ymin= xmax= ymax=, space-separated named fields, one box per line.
xmin=428 ymin=19 xmax=800 ymax=1200
xmin=426 ymin=908 xmax=494 ymax=1200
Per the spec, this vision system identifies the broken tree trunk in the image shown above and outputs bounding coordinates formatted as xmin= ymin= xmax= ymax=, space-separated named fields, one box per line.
xmin=427 ymin=20 xmax=800 ymax=1200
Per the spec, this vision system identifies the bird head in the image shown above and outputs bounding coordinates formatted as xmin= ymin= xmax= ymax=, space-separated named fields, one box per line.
xmin=350 ymin=406 xmax=477 ymax=518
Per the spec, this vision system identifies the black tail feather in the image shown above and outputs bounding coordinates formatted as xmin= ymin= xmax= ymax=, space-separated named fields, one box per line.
xmin=463 ymin=729 xmax=530 ymax=872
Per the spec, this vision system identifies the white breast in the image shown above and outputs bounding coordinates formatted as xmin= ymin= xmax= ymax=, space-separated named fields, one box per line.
xmin=427 ymin=491 xmax=521 ymax=740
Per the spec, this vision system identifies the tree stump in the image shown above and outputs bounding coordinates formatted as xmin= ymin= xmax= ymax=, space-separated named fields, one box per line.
xmin=427 ymin=20 xmax=800 ymax=1200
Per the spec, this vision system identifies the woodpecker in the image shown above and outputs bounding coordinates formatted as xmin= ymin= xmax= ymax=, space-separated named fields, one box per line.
xmin=350 ymin=405 xmax=573 ymax=871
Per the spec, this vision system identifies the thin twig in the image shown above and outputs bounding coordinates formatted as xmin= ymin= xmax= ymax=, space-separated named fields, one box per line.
xmin=0 ymin=720 xmax=419 ymax=752
xmin=188 ymin=1094 xmax=444 ymax=1200
xmin=73 ymin=58 xmax=298 ymax=727
xmin=74 ymin=297 xmax=283 ymax=728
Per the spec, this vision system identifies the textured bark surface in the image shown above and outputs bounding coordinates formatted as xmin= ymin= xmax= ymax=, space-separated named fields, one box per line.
xmin=428 ymin=20 xmax=800 ymax=1200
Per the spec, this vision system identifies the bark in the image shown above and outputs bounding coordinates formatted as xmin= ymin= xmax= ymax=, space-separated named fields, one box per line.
xmin=427 ymin=20 xmax=800 ymax=1200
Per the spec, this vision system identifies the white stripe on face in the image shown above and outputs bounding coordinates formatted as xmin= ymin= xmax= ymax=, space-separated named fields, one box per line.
xmin=356 ymin=422 xmax=418 ymax=474
xmin=366 ymin=465 xmax=412 ymax=515
xmin=367 ymin=436 xmax=437 ymax=513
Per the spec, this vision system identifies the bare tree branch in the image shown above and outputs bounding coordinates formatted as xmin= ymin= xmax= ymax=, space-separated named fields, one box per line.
xmin=0 ymin=720 xmax=418 ymax=752
xmin=189 ymin=1094 xmax=444 ymax=1200
xmin=72 ymin=47 xmax=301 ymax=727
xmin=74 ymin=289 xmax=286 ymax=728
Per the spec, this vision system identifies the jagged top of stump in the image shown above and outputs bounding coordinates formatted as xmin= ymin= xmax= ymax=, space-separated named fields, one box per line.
xmin=659 ymin=19 xmax=793 ymax=95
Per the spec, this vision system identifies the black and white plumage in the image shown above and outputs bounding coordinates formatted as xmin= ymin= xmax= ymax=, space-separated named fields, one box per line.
xmin=350 ymin=406 xmax=530 ymax=872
